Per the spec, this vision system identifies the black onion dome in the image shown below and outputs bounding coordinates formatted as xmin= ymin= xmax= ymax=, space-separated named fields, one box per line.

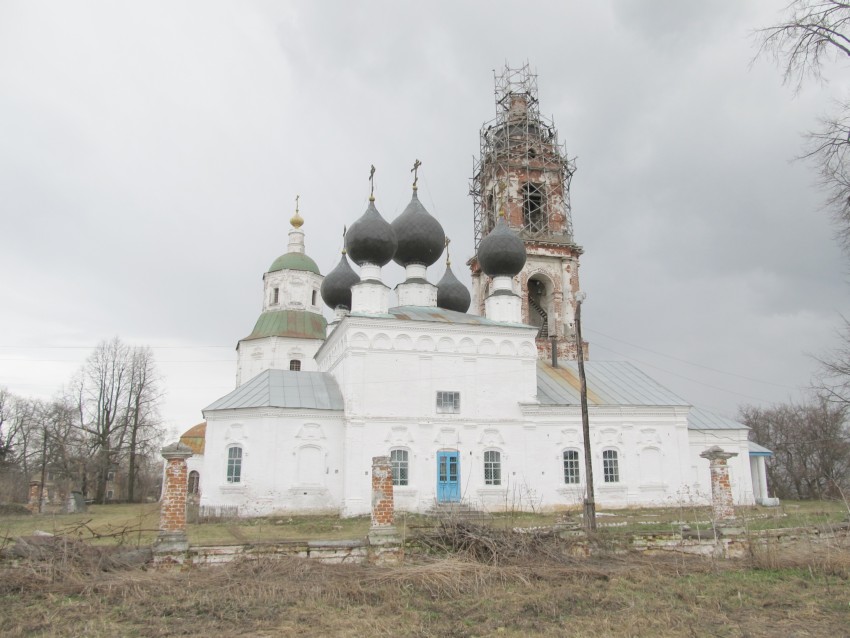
xmin=477 ymin=216 xmax=527 ymax=276
xmin=436 ymin=264 xmax=471 ymax=313
xmin=345 ymin=199 xmax=397 ymax=267
xmin=320 ymin=253 xmax=360 ymax=310
xmin=391 ymin=190 xmax=446 ymax=267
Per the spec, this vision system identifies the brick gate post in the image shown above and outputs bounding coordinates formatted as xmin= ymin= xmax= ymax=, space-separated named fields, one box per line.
xmin=156 ymin=442 xmax=193 ymax=553
xmin=368 ymin=455 xmax=399 ymax=545
xmin=700 ymin=446 xmax=738 ymax=524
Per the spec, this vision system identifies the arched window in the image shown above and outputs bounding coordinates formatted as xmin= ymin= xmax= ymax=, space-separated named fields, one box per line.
xmin=563 ymin=449 xmax=580 ymax=484
xmin=484 ymin=450 xmax=501 ymax=486
xmin=289 ymin=359 xmax=301 ymax=371
xmin=603 ymin=449 xmax=619 ymax=483
xmin=227 ymin=446 xmax=242 ymax=484
xmin=390 ymin=449 xmax=409 ymax=486
xmin=188 ymin=470 xmax=200 ymax=494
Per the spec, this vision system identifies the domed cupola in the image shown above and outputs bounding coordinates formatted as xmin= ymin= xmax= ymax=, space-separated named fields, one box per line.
xmin=345 ymin=197 xmax=397 ymax=267
xmin=477 ymin=213 xmax=527 ymax=277
xmin=436 ymin=250 xmax=471 ymax=313
xmin=321 ymin=246 xmax=360 ymax=311
xmin=391 ymin=187 xmax=445 ymax=267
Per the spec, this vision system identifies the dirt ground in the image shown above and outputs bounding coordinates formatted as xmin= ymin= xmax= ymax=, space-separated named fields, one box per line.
xmin=2 ymin=536 xmax=849 ymax=637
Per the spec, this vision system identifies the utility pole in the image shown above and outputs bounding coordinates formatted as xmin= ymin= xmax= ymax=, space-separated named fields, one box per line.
xmin=575 ymin=292 xmax=596 ymax=531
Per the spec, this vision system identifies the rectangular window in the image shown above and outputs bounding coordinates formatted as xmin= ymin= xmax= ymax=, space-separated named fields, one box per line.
xmin=436 ymin=391 xmax=460 ymax=414
xmin=106 ymin=471 xmax=115 ymax=482
xmin=563 ymin=449 xmax=580 ymax=484
xmin=603 ymin=449 xmax=619 ymax=483
xmin=273 ymin=288 xmax=279 ymax=304
xmin=227 ymin=447 xmax=242 ymax=484
xmin=484 ymin=450 xmax=501 ymax=486
xmin=522 ymin=183 xmax=545 ymax=232
xmin=390 ymin=449 xmax=409 ymax=486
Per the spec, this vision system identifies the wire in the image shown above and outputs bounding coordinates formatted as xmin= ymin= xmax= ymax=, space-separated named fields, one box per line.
xmin=586 ymin=327 xmax=797 ymax=390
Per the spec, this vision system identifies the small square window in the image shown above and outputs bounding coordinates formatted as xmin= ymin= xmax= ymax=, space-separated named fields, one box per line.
xmin=290 ymin=359 xmax=301 ymax=371
xmin=436 ymin=391 xmax=460 ymax=414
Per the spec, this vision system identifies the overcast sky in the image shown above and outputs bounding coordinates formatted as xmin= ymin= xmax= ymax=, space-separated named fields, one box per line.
xmin=1 ymin=0 xmax=848 ymax=439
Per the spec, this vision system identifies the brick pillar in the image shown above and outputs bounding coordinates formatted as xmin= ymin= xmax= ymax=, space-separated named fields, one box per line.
xmin=27 ymin=480 xmax=41 ymax=514
xmin=700 ymin=446 xmax=738 ymax=523
xmin=368 ymin=455 xmax=399 ymax=545
xmin=156 ymin=442 xmax=193 ymax=553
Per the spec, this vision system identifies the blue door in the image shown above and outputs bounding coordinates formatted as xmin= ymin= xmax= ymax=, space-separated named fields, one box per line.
xmin=437 ymin=451 xmax=460 ymax=502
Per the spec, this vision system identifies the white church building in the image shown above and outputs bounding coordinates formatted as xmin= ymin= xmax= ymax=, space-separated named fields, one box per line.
xmin=182 ymin=67 xmax=773 ymax=518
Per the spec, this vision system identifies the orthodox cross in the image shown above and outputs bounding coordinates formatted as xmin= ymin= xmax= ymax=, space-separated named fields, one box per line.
xmin=341 ymin=225 xmax=347 ymax=254
xmin=411 ymin=159 xmax=422 ymax=189
xmin=369 ymin=165 xmax=376 ymax=199
xmin=445 ymin=236 xmax=451 ymax=266
xmin=295 ymin=194 xmax=300 ymax=212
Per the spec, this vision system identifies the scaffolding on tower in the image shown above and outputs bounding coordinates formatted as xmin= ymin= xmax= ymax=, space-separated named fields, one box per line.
xmin=470 ymin=62 xmax=577 ymax=249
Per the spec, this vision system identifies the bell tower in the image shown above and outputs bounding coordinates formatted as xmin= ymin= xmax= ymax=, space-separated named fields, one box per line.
xmin=468 ymin=64 xmax=587 ymax=360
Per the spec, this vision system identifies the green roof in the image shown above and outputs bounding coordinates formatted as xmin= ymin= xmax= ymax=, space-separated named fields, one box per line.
xmin=268 ymin=252 xmax=321 ymax=275
xmin=241 ymin=310 xmax=327 ymax=342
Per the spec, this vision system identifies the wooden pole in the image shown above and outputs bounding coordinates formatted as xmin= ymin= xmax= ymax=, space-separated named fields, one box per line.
xmin=575 ymin=296 xmax=596 ymax=531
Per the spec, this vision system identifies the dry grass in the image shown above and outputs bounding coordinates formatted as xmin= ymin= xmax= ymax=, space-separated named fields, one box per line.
xmin=2 ymin=529 xmax=849 ymax=637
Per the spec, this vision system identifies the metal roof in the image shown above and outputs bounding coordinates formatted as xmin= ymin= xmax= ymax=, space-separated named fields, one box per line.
xmin=204 ymin=370 xmax=344 ymax=412
xmin=268 ymin=252 xmax=321 ymax=275
xmin=687 ymin=407 xmax=748 ymax=431
xmin=748 ymin=441 xmax=774 ymax=456
xmin=241 ymin=310 xmax=327 ymax=342
xmin=350 ymin=305 xmax=529 ymax=327
xmin=179 ymin=421 xmax=207 ymax=455
xmin=537 ymin=360 xmax=689 ymax=407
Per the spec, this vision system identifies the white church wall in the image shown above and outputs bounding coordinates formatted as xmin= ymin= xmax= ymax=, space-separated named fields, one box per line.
xmin=236 ymin=336 xmax=323 ymax=384
xmin=200 ymin=409 xmax=345 ymax=517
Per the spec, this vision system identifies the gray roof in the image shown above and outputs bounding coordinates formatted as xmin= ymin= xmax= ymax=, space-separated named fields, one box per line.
xmin=748 ymin=441 xmax=774 ymax=456
xmin=687 ymin=407 xmax=748 ymax=431
xmin=204 ymin=369 xmax=344 ymax=412
xmin=354 ymin=305 xmax=528 ymax=327
xmin=537 ymin=360 xmax=689 ymax=407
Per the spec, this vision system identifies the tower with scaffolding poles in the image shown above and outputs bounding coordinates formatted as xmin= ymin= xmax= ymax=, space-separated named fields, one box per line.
xmin=468 ymin=63 xmax=587 ymax=360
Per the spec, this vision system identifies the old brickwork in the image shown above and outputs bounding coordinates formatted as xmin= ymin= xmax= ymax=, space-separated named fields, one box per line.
xmin=370 ymin=455 xmax=395 ymax=528
xmin=700 ymin=446 xmax=738 ymax=523
xmin=159 ymin=443 xmax=193 ymax=536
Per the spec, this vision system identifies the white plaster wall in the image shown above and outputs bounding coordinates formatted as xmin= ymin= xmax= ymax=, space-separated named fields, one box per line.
xmin=263 ymin=270 xmax=323 ymax=313
xmin=236 ymin=336 xmax=324 ymax=385
xmin=199 ymin=409 xmax=345 ymax=517
xmin=336 ymin=405 xmax=698 ymax=517
xmin=688 ymin=430 xmax=755 ymax=506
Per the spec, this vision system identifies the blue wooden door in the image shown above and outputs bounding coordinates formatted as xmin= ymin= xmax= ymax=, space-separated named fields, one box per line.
xmin=437 ymin=451 xmax=460 ymax=502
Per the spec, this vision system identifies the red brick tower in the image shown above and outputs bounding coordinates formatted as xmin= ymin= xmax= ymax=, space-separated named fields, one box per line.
xmin=469 ymin=64 xmax=587 ymax=360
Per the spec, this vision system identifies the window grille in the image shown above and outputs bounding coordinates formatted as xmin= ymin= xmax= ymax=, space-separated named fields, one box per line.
xmin=436 ymin=391 xmax=460 ymax=414
xmin=390 ymin=449 xmax=409 ymax=486
xmin=563 ymin=449 xmax=580 ymax=484
xmin=603 ymin=449 xmax=619 ymax=483
xmin=484 ymin=450 xmax=502 ymax=485
xmin=289 ymin=359 xmax=301 ymax=371
xmin=227 ymin=446 xmax=242 ymax=484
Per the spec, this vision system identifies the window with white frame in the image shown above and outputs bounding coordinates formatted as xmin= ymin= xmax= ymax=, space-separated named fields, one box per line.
xmin=563 ymin=449 xmax=580 ymax=484
xmin=603 ymin=449 xmax=619 ymax=483
xmin=227 ymin=446 xmax=243 ymax=484
xmin=436 ymin=391 xmax=460 ymax=414
xmin=390 ymin=449 xmax=409 ymax=486
xmin=484 ymin=450 xmax=502 ymax=486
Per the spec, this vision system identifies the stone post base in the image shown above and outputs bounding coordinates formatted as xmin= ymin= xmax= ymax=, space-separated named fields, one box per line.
xmin=154 ymin=531 xmax=189 ymax=554
xmin=368 ymin=525 xmax=400 ymax=546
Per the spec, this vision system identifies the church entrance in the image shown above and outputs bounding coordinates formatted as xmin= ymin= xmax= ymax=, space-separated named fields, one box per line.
xmin=436 ymin=451 xmax=460 ymax=502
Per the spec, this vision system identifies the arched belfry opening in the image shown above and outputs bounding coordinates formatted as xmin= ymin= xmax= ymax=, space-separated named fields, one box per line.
xmin=526 ymin=274 xmax=554 ymax=339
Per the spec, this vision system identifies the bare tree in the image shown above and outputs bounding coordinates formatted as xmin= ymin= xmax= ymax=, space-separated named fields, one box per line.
xmin=756 ymin=1 xmax=850 ymax=251
xmin=74 ymin=338 xmax=164 ymax=504
xmin=740 ymin=398 xmax=850 ymax=499
xmin=123 ymin=347 xmax=163 ymax=502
